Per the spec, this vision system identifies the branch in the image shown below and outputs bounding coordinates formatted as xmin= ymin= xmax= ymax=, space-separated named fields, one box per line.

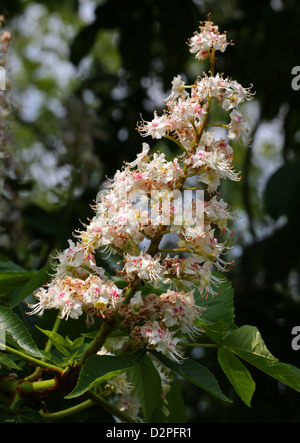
xmin=40 ymin=399 xmax=94 ymax=421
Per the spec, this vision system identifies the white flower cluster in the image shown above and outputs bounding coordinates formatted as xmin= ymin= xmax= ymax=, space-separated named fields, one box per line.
xmin=138 ymin=76 xmax=252 ymax=147
xmin=29 ymin=20 xmax=251 ymax=370
xmin=117 ymin=288 xmax=204 ymax=363
xmin=78 ymin=142 xmax=187 ymax=254
xmin=123 ymin=252 xmax=163 ymax=282
xmin=28 ymin=240 xmax=123 ymax=326
xmin=188 ymin=19 xmax=229 ymax=60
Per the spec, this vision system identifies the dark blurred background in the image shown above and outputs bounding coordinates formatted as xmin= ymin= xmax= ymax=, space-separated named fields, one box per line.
xmin=0 ymin=0 xmax=300 ymax=422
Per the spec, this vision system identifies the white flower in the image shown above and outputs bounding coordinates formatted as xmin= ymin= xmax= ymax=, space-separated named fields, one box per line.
xmin=140 ymin=321 xmax=184 ymax=363
xmin=128 ymin=143 xmax=150 ymax=168
xmin=169 ymin=96 xmax=200 ymax=123
xmin=138 ymin=112 xmax=170 ymax=139
xmin=53 ymin=239 xmax=106 ymax=280
xmin=159 ymin=289 xmax=204 ymax=339
xmin=166 ymin=74 xmax=188 ymax=103
xmin=228 ymin=109 xmax=249 ymax=142
xmin=208 ymin=74 xmax=230 ymax=100
xmin=27 ymin=287 xmax=55 ymax=316
xmin=188 ymin=20 xmax=229 ymax=60
xmin=129 ymin=290 xmax=144 ymax=312
xmin=144 ymin=153 xmax=184 ymax=186
xmin=222 ymin=80 xmax=253 ymax=111
xmin=205 ymin=195 xmax=236 ymax=231
xmin=151 ymin=356 xmax=174 ymax=397
xmin=123 ymin=252 xmax=163 ymax=282
xmin=106 ymin=373 xmax=134 ymax=395
xmin=114 ymin=391 xmax=141 ymax=420
xmin=185 ymin=140 xmax=240 ymax=191
xmin=28 ymin=274 xmax=123 ymax=326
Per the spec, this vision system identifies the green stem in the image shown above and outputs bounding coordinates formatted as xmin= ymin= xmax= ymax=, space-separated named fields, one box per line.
xmin=44 ymin=316 xmax=62 ymax=353
xmin=164 ymin=134 xmax=187 ymax=152
xmin=4 ymin=345 xmax=63 ymax=374
xmin=182 ymin=186 xmax=202 ymax=191
xmin=19 ymin=378 xmax=57 ymax=394
xmin=179 ymin=342 xmax=218 ymax=348
xmin=40 ymin=399 xmax=94 ymax=421
xmin=26 ymin=316 xmax=62 ymax=382
xmin=184 ymin=171 xmax=200 ymax=179
xmin=191 ymin=49 xmax=216 ymax=149
xmin=86 ymin=390 xmax=137 ymax=423
xmin=159 ymin=248 xmax=217 ymax=262
xmin=190 ymin=119 xmax=200 ymax=137
xmin=0 ymin=375 xmax=57 ymax=408
xmin=79 ymin=319 xmax=116 ymax=366
xmin=206 ymin=123 xmax=229 ymax=128
xmin=123 ymin=277 xmax=142 ymax=303
xmin=159 ymin=247 xmax=192 ymax=254
xmin=5 ymin=318 xmax=62 ymax=409
xmin=208 ymin=49 xmax=216 ymax=76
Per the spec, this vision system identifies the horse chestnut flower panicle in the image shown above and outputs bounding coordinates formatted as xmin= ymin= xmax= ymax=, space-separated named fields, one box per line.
xmin=29 ymin=19 xmax=253 ymax=369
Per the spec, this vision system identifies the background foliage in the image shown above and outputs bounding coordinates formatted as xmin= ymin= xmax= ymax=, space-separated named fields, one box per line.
xmin=0 ymin=0 xmax=300 ymax=422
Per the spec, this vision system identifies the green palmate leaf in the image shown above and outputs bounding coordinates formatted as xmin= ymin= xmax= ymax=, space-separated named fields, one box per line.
xmin=218 ymin=347 xmax=255 ymax=407
xmin=0 ymin=352 xmax=22 ymax=370
xmin=0 ymin=306 xmax=44 ymax=358
xmin=36 ymin=327 xmax=71 ymax=357
xmin=222 ymin=325 xmax=300 ymax=393
xmin=0 ymin=260 xmax=28 ymax=273
xmin=222 ymin=325 xmax=276 ymax=361
xmin=203 ymin=319 xmax=229 ymax=343
xmin=151 ymin=351 xmax=231 ymax=403
xmin=141 ymin=281 xmax=169 ymax=297
xmin=65 ymin=351 xmax=145 ymax=399
xmin=150 ymin=377 xmax=187 ymax=423
xmin=0 ymin=260 xmax=37 ymax=292
xmin=127 ymin=353 xmax=162 ymax=422
xmin=196 ymin=275 xmax=236 ymax=330
xmin=66 ymin=336 xmax=85 ymax=351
